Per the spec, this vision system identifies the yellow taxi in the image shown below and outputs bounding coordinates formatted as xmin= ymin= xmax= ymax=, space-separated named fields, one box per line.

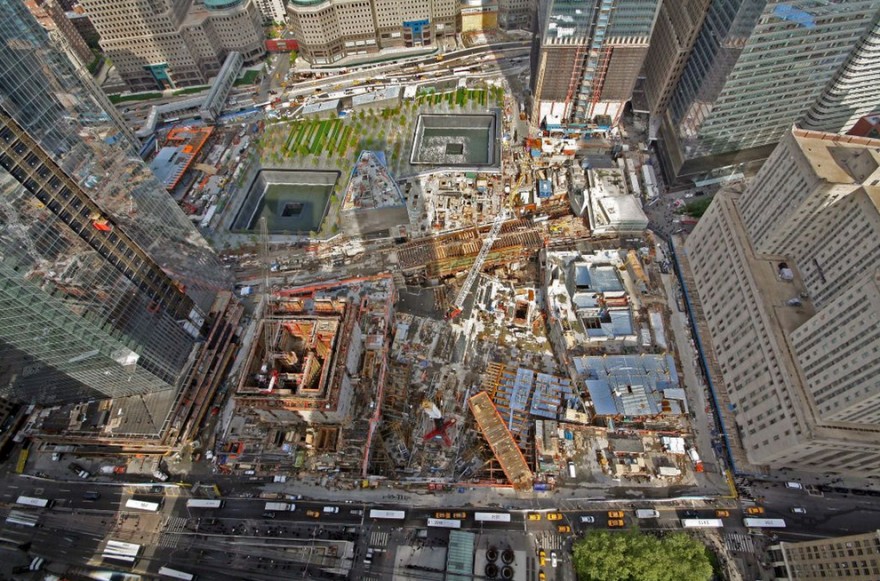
xmin=608 ymin=519 xmax=625 ymax=527
xmin=746 ymin=506 xmax=765 ymax=515
xmin=306 ymin=510 xmax=321 ymax=518
xmin=557 ymin=525 xmax=572 ymax=533
xmin=715 ymin=509 xmax=730 ymax=518
xmin=547 ymin=512 xmax=563 ymax=521
xmin=607 ymin=510 xmax=624 ymax=518
xmin=527 ymin=512 xmax=542 ymax=521
xmin=539 ymin=549 xmax=546 ymax=566
xmin=435 ymin=511 xmax=451 ymax=519
xmin=539 ymin=571 xmax=546 ymax=581
xmin=452 ymin=512 xmax=467 ymax=519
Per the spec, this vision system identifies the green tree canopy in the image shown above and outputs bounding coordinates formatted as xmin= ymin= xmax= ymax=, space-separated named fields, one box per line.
xmin=682 ymin=197 xmax=713 ymax=218
xmin=572 ymin=530 xmax=713 ymax=581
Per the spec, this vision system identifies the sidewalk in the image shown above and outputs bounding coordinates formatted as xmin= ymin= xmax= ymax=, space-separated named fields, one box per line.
xmin=659 ymin=269 xmax=731 ymax=495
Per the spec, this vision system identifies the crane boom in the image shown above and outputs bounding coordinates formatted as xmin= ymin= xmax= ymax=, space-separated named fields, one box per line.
xmin=450 ymin=210 xmax=507 ymax=315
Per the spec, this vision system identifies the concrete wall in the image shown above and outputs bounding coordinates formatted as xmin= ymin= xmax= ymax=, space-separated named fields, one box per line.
xmin=410 ymin=112 xmax=500 ymax=169
xmin=231 ymin=167 xmax=339 ymax=231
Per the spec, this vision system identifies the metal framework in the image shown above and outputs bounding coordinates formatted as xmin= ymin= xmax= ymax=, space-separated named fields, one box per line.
xmin=468 ymin=391 xmax=533 ymax=490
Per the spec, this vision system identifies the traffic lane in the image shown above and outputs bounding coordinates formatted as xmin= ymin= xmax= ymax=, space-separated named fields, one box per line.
xmin=189 ymin=518 xmax=362 ymax=541
xmin=183 ymin=498 xmax=367 ymax=520
xmin=8 ymin=478 xmax=126 ymax=512
xmin=753 ymin=482 xmax=880 ymax=536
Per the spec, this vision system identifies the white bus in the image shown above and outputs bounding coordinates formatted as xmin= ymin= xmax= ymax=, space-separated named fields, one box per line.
xmin=6 ymin=510 xmax=39 ymax=527
xmin=103 ymin=540 xmax=141 ymax=564
xmin=106 ymin=540 xmax=141 ymax=555
xmin=681 ymin=519 xmax=724 ymax=528
xmin=125 ymin=499 xmax=160 ymax=512
xmin=158 ymin=566 xmax=195 ymax=580
xmin=369 ymin=509 xmax=406 ymax=520
xmin=15 ymin=496 xmax=50 ymax=508
xmin=743 ymin=518 xmax=786 ymax=528
xmin=427 ymin=518 xmax=461 ymax=529
xmin=186 ymin=499 xmax=224 ymax=509
xmin=474 ymin=512 xmax=511 ymax=523
xmin=103 ymin=554 xmax=136 ymax=564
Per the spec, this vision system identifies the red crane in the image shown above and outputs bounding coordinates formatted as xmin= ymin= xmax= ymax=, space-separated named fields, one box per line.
xmin=423 ymin=418 xmax=457 ymax=447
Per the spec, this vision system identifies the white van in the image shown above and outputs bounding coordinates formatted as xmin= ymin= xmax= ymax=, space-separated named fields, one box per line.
xmin=785 ymin=482 xmax=804 ymax=490
xmin=323 ymin=506 xmax=339 ymax=513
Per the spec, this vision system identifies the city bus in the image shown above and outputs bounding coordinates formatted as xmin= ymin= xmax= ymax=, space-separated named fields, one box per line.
xmin=15 ymin=496 xmax=50 ymax=508
xmin=125 ymin=498 xmax=160 ymax=512
xmin=474 ymin=512 xmax=511 ymax=523
xmin=369 ymin=509 xmax=406 ymax=520
xmin=427 ymin=518 xmax=461 ymax=529
xmin=681 ymin=519 xmax=724 ymax=528
xmin=158 ymin=566 xmax=195 ymax=580
xmin=743 ymin=518 xmax=786 ymax=528
xmin=185 ymin=499 xmax=224 ymax=509
xmin=5 ymin=510 xmax=39 ymax=528
xmin=103 ymin=540 xmax=141 ymax=564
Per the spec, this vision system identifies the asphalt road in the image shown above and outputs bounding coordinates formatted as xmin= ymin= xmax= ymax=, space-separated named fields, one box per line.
xmin=5 ymin=473 xmax=880 ymax=580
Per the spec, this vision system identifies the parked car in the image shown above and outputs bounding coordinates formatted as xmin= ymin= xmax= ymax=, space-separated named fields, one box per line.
xmin=306 ymin=510 xmax=321 ymax=518
xmin=791 ymin=507 xmax=807 ymax=514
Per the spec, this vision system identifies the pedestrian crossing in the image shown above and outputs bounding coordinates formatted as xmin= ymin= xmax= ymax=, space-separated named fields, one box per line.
xmin=369 ymin=531 xmax=389 ymax=547
xmin=159 ymin=516 xmax=189 ymax=549
xmin=725 ymin=532 xmax=755 ymax=554
xmin=534 ymin=532 xmax=565 ymax=551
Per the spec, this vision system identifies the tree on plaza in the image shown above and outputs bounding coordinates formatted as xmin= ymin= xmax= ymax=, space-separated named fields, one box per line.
xmin=571 ymin=530 xmax=713 ymax=581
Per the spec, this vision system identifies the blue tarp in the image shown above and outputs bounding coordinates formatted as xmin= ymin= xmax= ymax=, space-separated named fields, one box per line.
xmin=773 ymin=4 xmax=815 ymax=29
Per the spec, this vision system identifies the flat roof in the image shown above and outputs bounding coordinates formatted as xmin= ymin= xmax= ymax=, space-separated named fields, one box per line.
xmin=352 ymin=85 xmax=400 ymax=107
xmin=301 ymin=99 xmax=340 ymax=115
xmin=575 ymin=354 xmax=680 ymax=417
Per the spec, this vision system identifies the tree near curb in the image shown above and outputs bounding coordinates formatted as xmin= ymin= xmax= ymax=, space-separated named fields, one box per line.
xmin=571 ymin=530 xmax=713 ymax=581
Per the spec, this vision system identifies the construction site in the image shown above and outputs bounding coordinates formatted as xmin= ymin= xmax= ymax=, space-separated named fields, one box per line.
xmin=221 ymin=275 xmax=397 ymax=480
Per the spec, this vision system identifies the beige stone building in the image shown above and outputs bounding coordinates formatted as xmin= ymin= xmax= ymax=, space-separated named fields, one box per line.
xmin=288 ymin=0 xmax=457 ymax=65
xmin=81 ymin=0 xmax=265 ymax=91
xmin=769 ymin=530 xmax=880 ymax=580
xmin=685 ymin=127 xmax=880 ymax=475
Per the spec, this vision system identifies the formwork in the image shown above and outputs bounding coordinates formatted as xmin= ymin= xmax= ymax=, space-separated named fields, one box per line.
xmin=468 ymin=391 xmax=533 ymax=490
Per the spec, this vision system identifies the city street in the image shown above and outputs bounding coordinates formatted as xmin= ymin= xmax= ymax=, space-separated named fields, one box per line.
xmin=5 ymin=469 xmax=880 ymax=579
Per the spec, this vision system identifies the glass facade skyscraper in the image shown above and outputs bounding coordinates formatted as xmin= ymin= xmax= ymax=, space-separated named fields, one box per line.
xmin=0 ymin=1 xmax=230 ymax=405
xmin=658 ymin=0 xmax=880 ymax=180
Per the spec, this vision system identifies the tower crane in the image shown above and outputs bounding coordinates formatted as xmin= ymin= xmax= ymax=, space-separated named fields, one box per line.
xmin=447 ymin=209 xmax=508 ymax=319
xmin=258 ymin=216 xmax=278 ymax=392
